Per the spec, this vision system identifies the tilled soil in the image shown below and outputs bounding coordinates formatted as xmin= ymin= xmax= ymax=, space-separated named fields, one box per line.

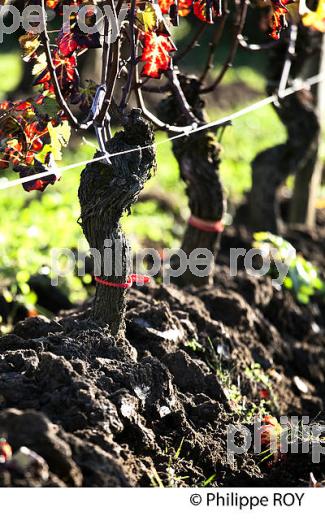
xmin=0 ymin=224 xmax=324 ymax=487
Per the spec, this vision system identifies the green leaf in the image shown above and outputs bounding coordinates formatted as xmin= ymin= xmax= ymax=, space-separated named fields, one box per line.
xmin=201 ymin=473 xmax=217 ymax=487
xmin=35 ymin=97 xmax=59 ymax=119
xmin=253 ymin=232 xmax=325 ymax=304
xmin=174 ymin=437 xmax=184 ymax=460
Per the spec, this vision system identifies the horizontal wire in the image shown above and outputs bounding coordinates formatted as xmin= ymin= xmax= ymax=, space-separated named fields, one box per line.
xmin=0 ymin=72 xmax=324 ymax=192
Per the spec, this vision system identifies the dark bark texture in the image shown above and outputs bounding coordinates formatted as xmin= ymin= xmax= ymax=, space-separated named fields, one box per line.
xmin=159 ymin=76 xmax=225 ymax=287
xmin=249 ymin=26 xmax=322 ymax=233
xmin=78 ymin=110 xmax=155 ymax=336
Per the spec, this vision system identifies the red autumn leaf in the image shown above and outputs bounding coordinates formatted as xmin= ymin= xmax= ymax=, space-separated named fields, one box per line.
xmin=27 ymin=179 xmax=50 ymax=192
xmin=270 ymin=6 xmax=287 ymax=39
xmin=259 ymin=388 xmax=270 ymax=399
xmin=0 ymin=101 xmax=12 ymax=111
xmin=141 ymin=33 xmax=176 ymax=79
xmin=56 ymin=25 xmax=101 ymax=58
xmin=269 ymin=0 xmax=293 ymax=39
xmin=57 ymin=32 xmax=78 ymax=57
xmin=46 ymin=0 xmax=60 ymax=8
xmin=25 ymin=150 xmax=35 ymax=165
xmin=4 ymin=139 xmax=24 ymax=166
xmin=18 ymin=159 xmax=60 ymax=193
xmin=193 ymin=0 xmax=212 ymax=23
xmin=0 ymin=102 xmax=50 ymax=174
xmin=34 ymin=51 xmax=78 ymax=94
xmin=158 ymin=0 xmax=193 ymax=16
xmin=53 ymin=51 xmax=77 ymax=83
xmin=24 ymin=121 xmax=46 ymax=139
xmin=1 ymin=139 xmax=27 ymax=169
xmin=14 ymin=101 xmax=33 ymax=112
xmin=193 ymin=0 xmax=222 ymax=22
xmin=158 ymin=0 xmax=175 ymax=14
xmin=34 ymin=68 xmax=51 ymax=87
xmin=179 ymin=0 xmax=193 ymax=16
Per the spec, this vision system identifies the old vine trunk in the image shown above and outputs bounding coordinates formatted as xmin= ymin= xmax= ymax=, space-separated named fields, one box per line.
xmin=159 ymin=76 xmax=225 ymax=287
xmin=249 ymin=26 xmax=322 ymax=233
xmin=78 ymin=110 xmax=155 ymax=336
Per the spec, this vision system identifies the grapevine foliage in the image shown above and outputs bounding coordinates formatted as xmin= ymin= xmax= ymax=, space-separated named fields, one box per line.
xmin=0 ymin=0 xmax=324 ymax=192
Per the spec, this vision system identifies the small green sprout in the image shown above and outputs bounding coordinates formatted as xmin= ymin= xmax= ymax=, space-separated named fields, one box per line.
xmin=184 ymin=338 xmax=205 ymax=353
xmin=148 ymin=438 xmax=189 ymax=488
xmin=253 ymin=232 xmax=325 ymax=304
xmin=200 ymin=473 xmax=217 ymax=487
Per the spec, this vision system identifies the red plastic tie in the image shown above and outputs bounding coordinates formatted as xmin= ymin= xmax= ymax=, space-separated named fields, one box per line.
xmin=95 ymin=274 xmax=151 ymax=289
xmin=188 ymin=215 xmax=224 ymax=233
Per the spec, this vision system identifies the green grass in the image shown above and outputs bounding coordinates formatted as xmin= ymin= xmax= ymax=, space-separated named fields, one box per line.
xmin=0 ymin=143 xmax=92 ymax=307
xmin=220 ymin=103 xmax=287 ymax=200
xmin=0 ymin=53 xmax=22 ymax=98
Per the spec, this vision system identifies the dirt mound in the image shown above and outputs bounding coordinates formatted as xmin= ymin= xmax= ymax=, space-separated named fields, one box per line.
xmin=0 ymin=247 xmax=324 ymax=487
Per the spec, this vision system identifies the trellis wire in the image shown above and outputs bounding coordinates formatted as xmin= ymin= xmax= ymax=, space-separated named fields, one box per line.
xmin=0 ymin=72 xmax=324 ymax=192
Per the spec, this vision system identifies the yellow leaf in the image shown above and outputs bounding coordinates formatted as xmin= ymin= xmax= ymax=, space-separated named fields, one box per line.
xmin=47 ymin=121 xmax=71 ymax=161
xmin=32 ymin=53 xmax=47 ymax=77
xmin=19 ymin=33 xmax=41 ymax=62
xmin=136 ymin=2 xmax=158 ymax=32
xmin=303 ymin=0 xmax=325 ymax=32
xmin=35 ymin=143 xmax=52 ymax=164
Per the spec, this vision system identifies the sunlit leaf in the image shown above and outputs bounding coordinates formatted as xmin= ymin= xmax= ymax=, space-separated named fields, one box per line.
xmin=158 ymin=0 xmax=174 ymax=14
xmin=193 ymin=0 xmax=218 ymax=23
xmin=19 ymin=33 xmax=41 ymax=62
xmin=158 ymin=0 xmax=193 ymax=17
xmin=46 ymin=0 xmax=61 ymax=8
xmin=136 ymin=2 xmax=159 ymax=32
xmin=141 ymin=32 xmax=176 ymax=78
xmin=303 ymin=0 xmax=325 ymax=32
xmin=32 ymin=53 xmax=47 ymax=77
xmin=269 ymin=0 xmax=294 ymax=39
xmin=47 ymin=120 xmax=71 ymax=161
